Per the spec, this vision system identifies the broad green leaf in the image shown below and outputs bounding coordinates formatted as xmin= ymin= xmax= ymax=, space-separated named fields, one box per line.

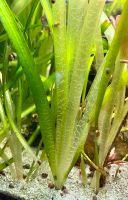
xmin=67 ymin=0 xmax=88 ymax=75
xmin=59 ymin=0 xmax=105 ymax=176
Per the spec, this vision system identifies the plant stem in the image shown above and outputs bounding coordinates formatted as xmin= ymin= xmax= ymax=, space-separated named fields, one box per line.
xmin=82 ymin=151 xmax=107 ymax=177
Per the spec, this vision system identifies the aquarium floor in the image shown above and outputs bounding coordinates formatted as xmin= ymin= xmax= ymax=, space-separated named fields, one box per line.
xmin=0 ymin=150 xmax=128 ymax=200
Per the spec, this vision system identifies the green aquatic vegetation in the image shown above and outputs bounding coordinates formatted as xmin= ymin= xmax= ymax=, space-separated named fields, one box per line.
xmin=0 ymin=0 xmax=128 ymax=192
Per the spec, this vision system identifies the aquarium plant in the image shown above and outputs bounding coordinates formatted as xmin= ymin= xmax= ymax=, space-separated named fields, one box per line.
xmin=0 ymin=0 xmax=128 ymax=192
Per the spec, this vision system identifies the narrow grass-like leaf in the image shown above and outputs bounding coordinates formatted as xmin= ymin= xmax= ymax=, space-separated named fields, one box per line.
xmin=67 ymin=0 xmax=88 ymax=75
xmin=0 ymin=0 xmax=56 ymax=176
xmin=40 ymin=0 xmax=53 ymax=32
xmin=0 ymin=158 xmax=13 ymax=171
xmin=24 ymin=0 xmax=39 ymax=32
xmin=80 ymin=154 xmax=87 ymax=186
xmin=59 ymin=0 xmax=105 ymax=175
xmin=74 ymin=0 xmax=128 ymax=154
xmin=102 ymin=89 xmax=127 ymax=163
xmin=98 ymin=57 xmax=124 ymax=165
xmin=52 ymin=0 xmax=69 ymax=170
xmin=95 ymin=27 xmax=104 ymax=70
xmin=0 ymin=33 xmax=7 ymax=42
xmin=21 ymin=104 xmax=36 ymax=119
xmin=0 ymin=98 xmax=8 ymax=128
xmin=5 ymin=90 xmax=36 ymax=159
xmin=82 ymin=55 xmax=94 ymax=104
xmin=2 ymin=44 xmax=23 ymax=179
xmin=11 ymin=0 xmax=33 ymax=15
xmin=95 ymin=1 xmax=128 ymax=123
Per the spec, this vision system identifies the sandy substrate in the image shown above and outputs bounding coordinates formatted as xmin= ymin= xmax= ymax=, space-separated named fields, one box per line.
xmin=0 ymin=151 xmax=128 ymax=200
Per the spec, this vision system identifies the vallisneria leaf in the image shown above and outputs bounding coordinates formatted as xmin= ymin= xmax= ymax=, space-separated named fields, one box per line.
xmin=66 ymin=0 xmax=128 ymax=180
xmin=24 ymin=0 xmax=39 ymax=32
xmin=95 ymin=27 xmax=104 ymax=70
xmin=52 ymin=0 xmax=68 ymax=171
xmin=40 ymin=0 xmax=53 ymax=32
xmin=0 ymin=98 xmax=8 ymax=129
xmin=95 ymin=0 xmax=128 ymax=124
xmin=75 ymin=0 xmax=128 ymax=148
xmin=80 ymin=154 xmax=87 ymax=186
xmin=5 ymin=90 xmax=35 ymax=158
xmin=11 ymin=0 xmax=33 ymax=15
xmin=0 ymin=0 xmax=56 ymax=176
xmin=104 ymin=97 xmax=128 ymax=160
xmin=67 ymin=0 xmax=88 ymax=74
xmin=59 ymin=0 xmax=105 ymax=175
xmin=98 ymin=56 xmax=124 ymax=165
